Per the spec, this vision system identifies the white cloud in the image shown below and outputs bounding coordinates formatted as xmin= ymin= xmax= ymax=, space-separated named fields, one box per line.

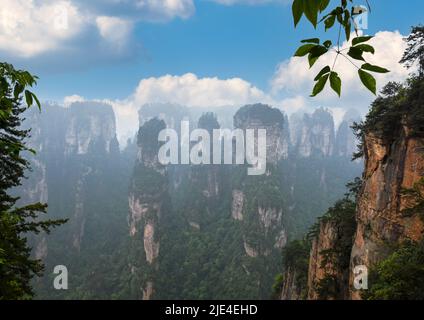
xmin=271 ymin=31 xmax=410 ymax=116
xmin=104 ymin=73 xmax=272 ymax=144
xmin=0 ymin=0 xmax=194 ymax=59
xmin=96 ymin=16 xmax=133 ymax=48
xmin=64 ymin=94 xmax=85 ymax=107
xmin=212 ymin=0 xmax=288 ymax=5
xmin=131 ymin=73 xmax=269 ymax=107
xmin=0 ymin=0 xmax=85 ymax=57
xmin=134 ymin=0 xmax=195 ymax=21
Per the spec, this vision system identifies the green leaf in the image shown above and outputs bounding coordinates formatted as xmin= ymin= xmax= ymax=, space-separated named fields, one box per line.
xmin=30 ymin=91 xmax=41 ymax=110
xmin=292 ymin=0 xmax=304 ymax=27
xmin=24 ymin=90 xmax=33 ymax=107
xmin=301 ymin=38 xmax=320 ymax=44
xmin=355 ymin=44 xmax=375 ymax=54
xmin=324 ymin=15 xmax=336 ymax=31
xmin=319 ymin=0 xmax=330 ymax=12
xmin=311 ymin=74 xmax=329 ymax=97
xmin=308 ymin=54 xmax=319 ymax=68
xmin=361 ymin=63 xmax=390 ymax=73
xmin=347 ymin=47 xmax=365 ymax=61
xmin=358 ymin=69 xmax=376 ymax=94
xmin=314 ymin=66 xmax=331 ymax=81
xmin=294 ymin=44 xmax=316 ymax=57
xmin=330 ymin=71 xmax=342 ymax=97
xmin=308 ymin=45 xmax=328 ymax=67
xmin=352 ymin=36 xmax=373 ymax=46
xmin=323 ymin=40 xmax=332 ymax=48
xmin=303 ymin=0 xmax=319 ymax=28
xmin=13 ymin=83 xmax=24 ymax=99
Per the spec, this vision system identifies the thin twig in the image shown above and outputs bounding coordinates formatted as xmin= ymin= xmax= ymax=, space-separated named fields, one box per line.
xmin=340 ymin=53 xmax=361 ymax=70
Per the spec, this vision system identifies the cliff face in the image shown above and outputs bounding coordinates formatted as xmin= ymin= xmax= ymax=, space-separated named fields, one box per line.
xmin=20 ymin=102 xmax=131 ymax=299
xmin=128 ymin=118 xmax=169 ymax=300
xmin=290 ymin=108 xmax=335 ymax=158
xmin=232 ymin=104 xmax=288 ymax=257
xmin=234 ymin=103 xmax=289 ymax=164
xmin=307 ymin=221 xmax=339 ymax=300
xmin=282 ymin=123 xmax=424 ymax=300
xmin=280 ymin=267 xmax=304 ymax=300
xmin=307 ymin=215 xmax=354 ymax=300
xmin=349 ymin=126 xmax=424 ymax=299
xmin=23 ymin=102 xmax=121 ymax=252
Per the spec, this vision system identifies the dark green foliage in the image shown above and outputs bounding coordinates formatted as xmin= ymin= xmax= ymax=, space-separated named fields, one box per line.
xmin=234 ymin=104 xmax=286 ymax=128
xmin=363 ymin=240 xmax=424 ymax=300
xmin=137 ymin=118 xmax=166 ymax=153
xmin=401 ymin=178 xmax=424 ymax=222
xmin=315 ymin=275 xmax=339 ymax=299
xmin=314 ymin=191 xmax=357 ymax=299
xmin=198 ymin=112 xmax=220 ymax=132
xmin=272 ymin=273 xmax=285 ymax=299
xmin=282 ymin=180 xmax=359 ymax=300
xmin=0 ymin=63 xmax=66 ymax=300
xmin=353 ymin=77 xmax=424 ymax=159
xmin=400 ymin=25 xmax=424 ymax=77
xmin=278 ymin=239 xmax=311 ymax=299
xmin=353 ymin=25 xmax=424 ymax=160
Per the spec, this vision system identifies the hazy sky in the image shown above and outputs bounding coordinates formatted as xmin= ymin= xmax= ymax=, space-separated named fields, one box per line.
xmin=1 ymin=0 xmax=423 ymax=141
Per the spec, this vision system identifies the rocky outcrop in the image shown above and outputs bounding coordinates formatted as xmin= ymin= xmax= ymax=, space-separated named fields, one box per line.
xmin=290 ymin=108 xmax=335 ymax=158
xmin=128 ymin=118 xmax=169 ymax=299
xmin=232 ymin=104 xmax=288 ymax=259
xmin=139 ymin=103 xmax=189 ymax=131
xmin=287 ymin=122 xmax=424 ymax=300
xmin=231 ymin=190 xmax=244 ymax=221
xmin=335 ymin=109 xmax=361 ymax=158
xmin=22 ymin=102 xmax=121 ymax=258
xmin=244 ymin=240 xmax=259 ymax=258
xmin=65 ymin=102 xmax=117 ymax=155
xmin=234 ymin=104 xmax=289 ymax=164
xmin=307 ymin=220 xmax=350 ymax=300
xmin=349 ymin=126 xmax=424 ymax=299
xmin=280 ymin=267 xmax=303 ymax=300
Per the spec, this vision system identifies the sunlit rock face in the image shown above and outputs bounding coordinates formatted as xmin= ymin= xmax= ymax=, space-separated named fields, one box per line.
xmin=349 ymin=127 xmax=424 ymax=299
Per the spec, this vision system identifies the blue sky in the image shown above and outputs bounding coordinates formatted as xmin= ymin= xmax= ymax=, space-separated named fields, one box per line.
xmin=1 ymin=0 xmax=421 ymax=101
xmin=1 ymin=0 xmax=423 ymax=141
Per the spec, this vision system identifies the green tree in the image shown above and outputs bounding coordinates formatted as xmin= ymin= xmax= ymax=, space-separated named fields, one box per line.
xmin=363 ymin=240 xmax=424 ymax=300
xmin=400 ymin=25 xmax=424 ymax=77
xmin=0 ymin=62 xmax=66 ymax=300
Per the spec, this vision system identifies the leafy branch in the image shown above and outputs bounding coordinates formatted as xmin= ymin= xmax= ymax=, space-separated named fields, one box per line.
xmin=292 ymin=0 xmax=390 ymax=97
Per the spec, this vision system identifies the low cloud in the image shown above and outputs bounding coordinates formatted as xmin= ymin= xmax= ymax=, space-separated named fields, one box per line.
xmin=64 ymin=73 xmax=272 ymax=144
